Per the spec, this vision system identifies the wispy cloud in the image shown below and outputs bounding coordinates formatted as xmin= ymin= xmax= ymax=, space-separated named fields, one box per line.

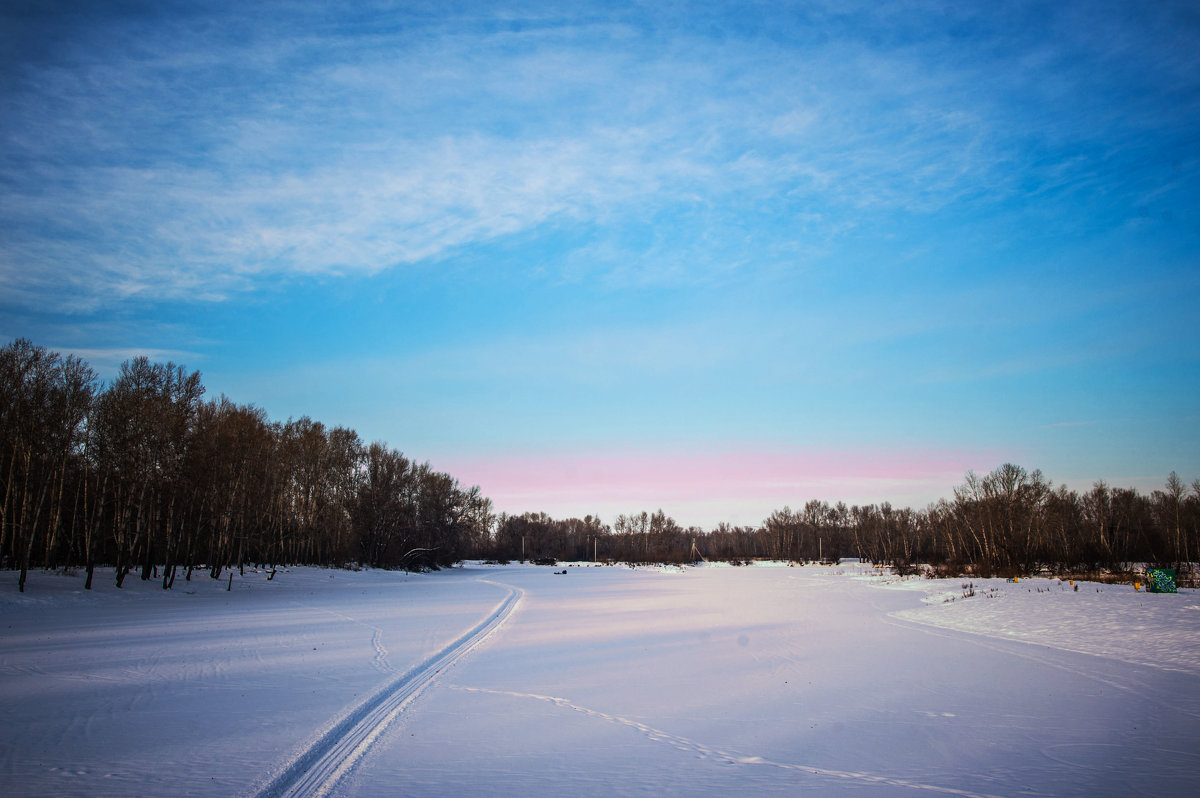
xmin=7 ymin=1 xmax=1146 ymax=307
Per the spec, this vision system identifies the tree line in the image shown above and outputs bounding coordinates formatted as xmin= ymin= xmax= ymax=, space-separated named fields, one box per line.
xmin=1 ymin=339 xmax=491 ymax=591
xmin=481 ymin=464 xmax=1198 ymax=578
xmin=4 ymin=338 xmax=1197 ymax=590
xmin=739 ymin=461 xmax=1196 ymax=578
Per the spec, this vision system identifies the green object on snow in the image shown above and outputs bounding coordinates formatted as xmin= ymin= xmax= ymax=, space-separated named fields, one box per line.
xmin=1146 ymin=568 xmax=1177 ymax=594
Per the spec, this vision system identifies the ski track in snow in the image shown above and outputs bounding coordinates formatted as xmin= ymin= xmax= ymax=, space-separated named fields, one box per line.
xmin=250 ymin=579 xmax=522 ymax=798
xmin=451 ymin=686 xmax=1005 ymax=798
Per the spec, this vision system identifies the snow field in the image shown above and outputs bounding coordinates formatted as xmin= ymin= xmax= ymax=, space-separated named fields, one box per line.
xmin=3 ymin=563 xmax=1199 ymax=797
xmin=1 ymin=568 xmax=510 ymax=797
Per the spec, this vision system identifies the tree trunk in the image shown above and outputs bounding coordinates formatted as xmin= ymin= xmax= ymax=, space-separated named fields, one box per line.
xmin=84 ymin=472 xmax=107 ymax=591
xmin=18 ymin=481 xmax=51 ymax=593
xmin=140 ymin=493 xmax=156 ymax=581
xmin=0 ymin=446 xmax=20 ymax=565
xmin=162 ymin=496 xmax=176 ymax=589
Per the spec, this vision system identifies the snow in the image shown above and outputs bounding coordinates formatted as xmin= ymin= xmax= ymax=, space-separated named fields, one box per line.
xmin=3 ymin=563 xmax=1199 ymax=797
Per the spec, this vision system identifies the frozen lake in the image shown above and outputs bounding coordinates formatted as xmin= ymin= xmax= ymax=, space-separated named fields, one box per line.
xmin=3 ymin=562 xmax=1198 ymax=797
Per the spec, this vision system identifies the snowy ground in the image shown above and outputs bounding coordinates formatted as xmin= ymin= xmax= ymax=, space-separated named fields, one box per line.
xmin=2 ymin=563 xmax=1198 ymax=797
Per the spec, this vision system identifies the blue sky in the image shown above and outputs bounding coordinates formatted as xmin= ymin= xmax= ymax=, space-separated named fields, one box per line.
xmin=2 ymin=0 xmax=1198 ymax=526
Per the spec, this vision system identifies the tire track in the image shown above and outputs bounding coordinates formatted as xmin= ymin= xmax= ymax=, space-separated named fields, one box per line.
xmin=252 ymin=579 xmax=522 ymax=798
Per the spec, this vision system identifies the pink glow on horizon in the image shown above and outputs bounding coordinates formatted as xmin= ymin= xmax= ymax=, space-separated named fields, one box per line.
xmin=436 ymin=446 xmax=1008 ymax=526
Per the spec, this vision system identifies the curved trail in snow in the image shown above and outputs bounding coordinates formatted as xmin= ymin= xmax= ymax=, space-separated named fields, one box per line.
xmin=451 ymin=686 xmax=1006 ymax=798
xmin=252 ymin=579 xmax=523 ymax=798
